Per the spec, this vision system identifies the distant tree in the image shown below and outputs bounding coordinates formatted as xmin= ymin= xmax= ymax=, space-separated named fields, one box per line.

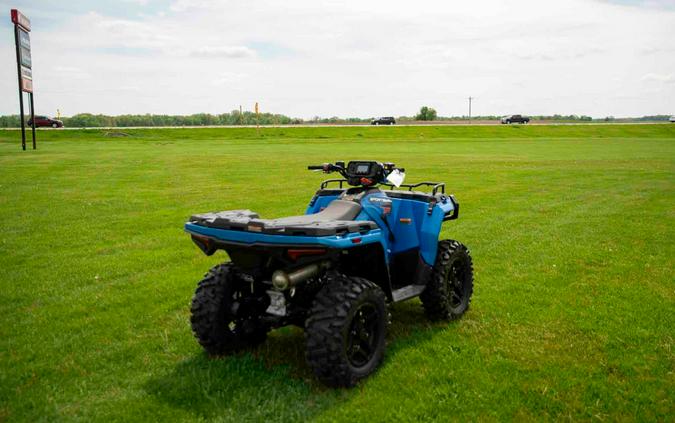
xmin=0 ymin=115 xmax=21 ymax=127
xmin=637 ymin=115 xmax=670 ymax=121
xmin=415 ymin=106 xmax=437 ymax=121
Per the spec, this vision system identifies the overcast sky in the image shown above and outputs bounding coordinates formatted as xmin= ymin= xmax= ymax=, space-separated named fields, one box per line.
xmin=1 ymin=0 xmax=674 ymax=118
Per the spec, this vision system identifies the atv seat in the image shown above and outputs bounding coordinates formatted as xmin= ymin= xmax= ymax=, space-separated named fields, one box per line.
xmin=190 ymin=200 xmax=377 ymax=236
xmin=268 ymin=200 xmax=361 ymax=225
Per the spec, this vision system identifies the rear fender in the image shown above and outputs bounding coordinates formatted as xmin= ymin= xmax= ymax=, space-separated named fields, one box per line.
xmin=191 ymin=234 xmax=217 ymax=256
xmin=338 ymin=243 xmax=393 ymax=300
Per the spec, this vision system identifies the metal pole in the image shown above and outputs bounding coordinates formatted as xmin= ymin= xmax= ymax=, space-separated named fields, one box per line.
xmin=29 ymin=92 xmax=36 ymax=149
xmin=468 ymin=96 xmax=473 ymax=124
xmin=255 ymin=102 xmax=260 ymax=136
xmin=14 ymin=24 xmax=26 ymax=150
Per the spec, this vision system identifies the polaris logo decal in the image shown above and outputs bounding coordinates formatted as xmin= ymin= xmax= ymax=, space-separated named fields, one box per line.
xmin=368 ymin=197 xmax=392 ymax=206
xmin=369 ymin=197 xmax=392 ymax=215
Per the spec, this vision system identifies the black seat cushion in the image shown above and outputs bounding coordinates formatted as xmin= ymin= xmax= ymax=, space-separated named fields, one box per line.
xmin=263 ymin=200 xmax=361 ymax=226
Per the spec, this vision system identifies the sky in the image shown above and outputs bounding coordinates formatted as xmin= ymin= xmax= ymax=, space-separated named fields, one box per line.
xmin=1 ymin=0 xmax=674 ymax=119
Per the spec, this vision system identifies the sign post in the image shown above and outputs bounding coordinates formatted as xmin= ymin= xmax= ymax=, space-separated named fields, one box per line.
xmin=255 ymin=102 xmax=260 ymax=136
xmin=11 ymin=9 xmax=36 ymax=150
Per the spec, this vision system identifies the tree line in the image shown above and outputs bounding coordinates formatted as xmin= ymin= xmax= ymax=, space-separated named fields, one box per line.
xmin=0 ymin=109 xmax=671 ymax=128
xmin=0 ymin=110 xmax=300 ymax=128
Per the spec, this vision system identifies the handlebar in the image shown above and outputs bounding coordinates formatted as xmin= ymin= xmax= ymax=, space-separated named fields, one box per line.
xmin=308 ymin=161 xmax=402 ymax=187
xmin=308 ymin=163 xmax=345 ymax=173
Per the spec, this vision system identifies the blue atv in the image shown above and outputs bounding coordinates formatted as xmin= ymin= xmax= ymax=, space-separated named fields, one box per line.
xmin=185 ymin=161 xmax=474 ymax=387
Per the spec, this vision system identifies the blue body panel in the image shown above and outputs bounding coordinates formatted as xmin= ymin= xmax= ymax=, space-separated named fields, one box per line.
xmin=186 ymin=187 xmax=456 ymax=266
xmin=358 ymin=192 xmax=454 ymax=265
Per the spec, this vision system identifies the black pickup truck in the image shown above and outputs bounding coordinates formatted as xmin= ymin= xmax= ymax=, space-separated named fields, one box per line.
xmin=501 ymin=114 xmax=530 ymax=124
xmin=371 ymin=117 xmax=396 ymax=125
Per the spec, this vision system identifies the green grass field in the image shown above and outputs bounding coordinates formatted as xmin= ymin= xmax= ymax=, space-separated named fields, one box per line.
xmin=1 ymin=124 xmax=673 ymax=421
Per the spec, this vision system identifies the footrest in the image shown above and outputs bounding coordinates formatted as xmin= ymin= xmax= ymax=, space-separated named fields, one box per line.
xmin=391 ymin=284 xmax=426 ymax=302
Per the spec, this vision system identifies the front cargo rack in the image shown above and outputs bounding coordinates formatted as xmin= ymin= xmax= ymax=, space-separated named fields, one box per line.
xmin=381 ymin=181 xmax=445 ymax=195
xmin=320 ymin=179 xmax=348 ymax=189
xmin=320 ymin=179 xmax=446 ymax=195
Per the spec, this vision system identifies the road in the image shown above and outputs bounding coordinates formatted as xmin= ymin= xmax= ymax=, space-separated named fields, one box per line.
xmin=0 ymin=121 xmax=670 ymax=130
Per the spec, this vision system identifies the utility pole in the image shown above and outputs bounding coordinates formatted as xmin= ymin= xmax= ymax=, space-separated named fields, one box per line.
xmin=239 ymin=105 xmax=243 ymax=125
xmin=255 ymin=102 xmax=260 ymax=136
xmin=468 ymin=96 xmax=473 ymax=124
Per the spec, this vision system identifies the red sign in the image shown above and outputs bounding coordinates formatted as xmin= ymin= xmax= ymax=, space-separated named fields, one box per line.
xmin=11 ymin=9 xmax=31 ymax=31
xmin=21 ymin=78 xmax=33 ymax=93
xmin=20 ymin=65 xmax=32 ymax=92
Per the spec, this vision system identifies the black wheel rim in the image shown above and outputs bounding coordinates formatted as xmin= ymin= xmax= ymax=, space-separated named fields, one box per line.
xmin=224 ymin=288 xmax=251 ymax=335
xmin=224 ymin=290 xmax=239 ymax=333
xmin=447 ymin=257 xmax=468 ymax=309
xmin=346 ymin=303 xmax=381 ymax=368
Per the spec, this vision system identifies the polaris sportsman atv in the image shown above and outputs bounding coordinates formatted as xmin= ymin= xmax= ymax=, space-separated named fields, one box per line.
xmin=185 ymin=161 xmax=473 ymax=387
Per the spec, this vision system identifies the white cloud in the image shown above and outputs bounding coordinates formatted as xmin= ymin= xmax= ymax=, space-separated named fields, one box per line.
xmin=92 ymin=13 xmax=175 ymax=50
xmin=0 ymin=0 xmax=674 ymax=118
xmin=641 ymin=73 xmax=675 ymax=83
xmin=169 ymin=0 xmax=220 ymax=12
xmin=212 ymin=72 xmax=248 ymax=87
xmin=51 ymin=66 xmax=91 ymax=80
xmin=191 ymin=46 xmax=256 ymax=59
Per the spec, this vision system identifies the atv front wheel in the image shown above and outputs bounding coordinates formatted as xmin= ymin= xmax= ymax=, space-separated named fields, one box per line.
xmin=305 ymin=274 xmax=387 ymax=387
xmin=190 ymin=263 xmax=268 ymax=355
xmin=420 ymin=239 xmax=474 ymax=321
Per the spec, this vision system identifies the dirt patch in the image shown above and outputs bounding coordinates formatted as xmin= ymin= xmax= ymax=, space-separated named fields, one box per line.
xmin=104 ymin=131 xmax=131 ymax=138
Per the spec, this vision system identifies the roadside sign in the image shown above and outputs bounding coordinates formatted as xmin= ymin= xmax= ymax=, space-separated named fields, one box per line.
xmin=20 ymin=65 xmax=32 ymax=92
xmin=11 ymin=8 xmax=31 ymax=30
xmin=16 ymin=21 xmax=32 ymax=92
xmin=10 ymin=8 xmax=36 ymax=150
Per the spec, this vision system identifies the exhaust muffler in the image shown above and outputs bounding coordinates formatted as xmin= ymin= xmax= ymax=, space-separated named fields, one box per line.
xmin=272 ymin=260 xmax=330 ymax=290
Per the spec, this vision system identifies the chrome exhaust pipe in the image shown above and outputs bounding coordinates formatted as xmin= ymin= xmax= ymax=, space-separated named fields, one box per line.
xmin=272 ymin=261 xmax=330 ymax=290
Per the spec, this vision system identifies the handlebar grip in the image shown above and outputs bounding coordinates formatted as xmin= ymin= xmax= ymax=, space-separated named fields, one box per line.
xmin=307 ymin=165 xmax=325 ymax=170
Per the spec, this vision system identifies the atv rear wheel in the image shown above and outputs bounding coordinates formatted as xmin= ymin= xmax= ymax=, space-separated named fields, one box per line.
xmin=190 ymin=263 xmax=268 ymax=355
xmin=420 ymin=240 xmax=474 ymax=321
xmin=305 ymin=274 xmax=387 ymax=387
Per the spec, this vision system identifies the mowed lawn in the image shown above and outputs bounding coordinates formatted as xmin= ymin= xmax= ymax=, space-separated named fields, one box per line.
xmin=0 ymin=124 xmax=673 ymax=421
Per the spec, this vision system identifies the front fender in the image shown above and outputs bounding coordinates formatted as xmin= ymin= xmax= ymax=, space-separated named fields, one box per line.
xmin=419 ymin=196 xmax=458 ymax=265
